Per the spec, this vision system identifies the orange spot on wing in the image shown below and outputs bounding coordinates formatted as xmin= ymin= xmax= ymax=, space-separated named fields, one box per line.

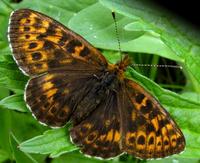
xmin=44 ymin=74 xmax=54 ymax=81
xmin=72 ymin=45 xmax=85 ymax=58
xmin=83 ymin=123 xmax=93 ymax=129
xmin=46 ymin=35 xmax=61 ymax=44
xmin=46 ymin=88 xmax=57 ymax=97
xmin=155 ymin=136 xmax=162 ymax=151
xmin=114 ymin=131 xmax=121 ymax=142
xmin=106 ymin=129 xmax=114 ymax=141
xmin=131 ymin=111 xmax=136 ymax=121
xmin=99 ymin=134 xmax=106 ymax=141
xmin=42 ymin=20 xmax=50 ymax=28
xmin=147 ymin=132 xmax=155 ymax=151
xmin=43 ymin=82 xmax=54 ymax=90
xmin=151 ymin=118 xmax=159 ymax=131
xmin=60 ymin=58 xmax=73 ymax=64
xmin=170 ymin=135 xmax=177 ymax=147
xmin=166 ymin=124 xmax=173 ymax=131
xmin=161 ymin=126 xmax=167 ymax=135
xmin=135 ymin=97 xmax=147 ymax=110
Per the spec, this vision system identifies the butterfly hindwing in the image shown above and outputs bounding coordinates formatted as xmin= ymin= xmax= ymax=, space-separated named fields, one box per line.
xmin=8 ymin=9 xmax=107 ymax=76
xmin=119 ymin=79 xmax=185 ymax=159
xmin=26 ymin=71 xmax=100 ymax=127
xmin=70 ymin=91 xmax=122 ymax=159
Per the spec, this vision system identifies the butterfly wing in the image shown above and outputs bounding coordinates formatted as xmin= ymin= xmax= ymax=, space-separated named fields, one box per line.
xmin=8 ymin=9 xmax=109 ymax=127
xmin=8 ymin=9 xmax=107 ymax=76
xmin=70 ymin=90 xmax=122 ymax=159
xmin=119 ymin=79 xmax=185 ymax=159
xmin=26 ymin=71 xmax=101 ymax=127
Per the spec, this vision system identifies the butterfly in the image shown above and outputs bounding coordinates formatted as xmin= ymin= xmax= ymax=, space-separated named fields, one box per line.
xmin=8 ymin=9 xmax=185 ymax=159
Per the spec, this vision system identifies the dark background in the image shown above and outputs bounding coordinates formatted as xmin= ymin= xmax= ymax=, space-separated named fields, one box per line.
xmin=13 ymin=0 xmax=200 ymax=27
xmin=152 ymin=0 xmax=200 ymax=27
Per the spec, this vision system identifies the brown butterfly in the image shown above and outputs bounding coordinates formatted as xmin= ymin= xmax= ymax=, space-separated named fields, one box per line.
xmin=8 ymin=9 xmax=185 ymax=159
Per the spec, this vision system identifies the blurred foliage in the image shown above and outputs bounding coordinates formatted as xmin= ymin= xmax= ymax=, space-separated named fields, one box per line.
xmin=0 ymin=0 xmax=200 ymax=163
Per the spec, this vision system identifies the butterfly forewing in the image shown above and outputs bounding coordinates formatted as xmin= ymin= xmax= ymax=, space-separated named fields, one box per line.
xmin=8 ymin=9 xmax=107 ymax=76
xmin=8 ymin=8 xmax=185 ymax=160
xmin=119 ymin=79 xmax=185 ymax=159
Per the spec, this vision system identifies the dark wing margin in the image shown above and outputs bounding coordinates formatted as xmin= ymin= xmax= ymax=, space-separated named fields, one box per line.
xmin=118 ymin=79 xmax=185 ymax=159
xmin=8 ymin=9 xmax=107 ymax=76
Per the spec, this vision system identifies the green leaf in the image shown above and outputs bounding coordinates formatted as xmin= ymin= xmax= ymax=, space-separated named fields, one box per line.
xmin=19 ymin=128 xmax=77 ymax=158
xmin=0 ymin=107 xmax=13 ymax=160
xmin=0 ymin=61 xmax=28 ymax=93
xmin=10 ymin=133 xmax=38 ymax=163
xmin=100 ymin=0 xmax=200 ymax=92
xmin=0 ymin=149 xmax=9 ymax=162
xmin=180 ymin=92 xmax=200 ymax=102
xmin=0 ymin=3 xmax=11 ymax=43
xmin=0 ymin=86 xmax=9 ymax=100
xmin=0 ymin=108 xmax=47 ymax=162
xmin=0 ymin=94 xmax=27 ymax=112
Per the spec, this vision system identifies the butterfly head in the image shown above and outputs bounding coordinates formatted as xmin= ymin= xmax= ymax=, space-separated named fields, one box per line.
xmin=106 ymin=55 xmax=131 ymax=82
xmin=118 ymin=54 xmax=131 ymax=71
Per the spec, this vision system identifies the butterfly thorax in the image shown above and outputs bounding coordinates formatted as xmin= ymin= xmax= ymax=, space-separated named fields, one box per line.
xmin=106 ymin=55 xmax=131 ymax=82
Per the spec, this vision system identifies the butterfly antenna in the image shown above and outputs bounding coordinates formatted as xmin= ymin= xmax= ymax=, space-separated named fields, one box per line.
xmin=131 ymin=63 xmax=183 ymax=69
xmin=112 ymin=11 xmax=123 ymax=62
xmin=2 ymin=0 xmax=14 ymax=10
xmin=111 ymin=11 xmax=182 ymax=70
